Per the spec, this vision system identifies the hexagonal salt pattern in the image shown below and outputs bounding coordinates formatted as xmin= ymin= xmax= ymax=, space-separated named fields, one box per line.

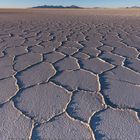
xmin=0 ymin=10 xmax=140 ymax=140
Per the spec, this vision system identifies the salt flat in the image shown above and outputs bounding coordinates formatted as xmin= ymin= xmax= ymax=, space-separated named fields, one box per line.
xmin=0 ymin=9 xmax=140 ymax=140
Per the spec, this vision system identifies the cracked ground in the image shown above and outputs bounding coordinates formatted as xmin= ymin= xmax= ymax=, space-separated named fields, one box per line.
xmin=0 ymin=9 xmax=140 ymax=140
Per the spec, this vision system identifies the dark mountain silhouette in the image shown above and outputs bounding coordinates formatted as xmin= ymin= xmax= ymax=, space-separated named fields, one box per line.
xmin=32 ymin=5 xmax=83 ymax=9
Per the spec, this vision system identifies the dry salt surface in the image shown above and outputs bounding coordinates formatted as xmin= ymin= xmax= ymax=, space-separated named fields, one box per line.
xmin=0 ymin=8 xmax=140 ymax=140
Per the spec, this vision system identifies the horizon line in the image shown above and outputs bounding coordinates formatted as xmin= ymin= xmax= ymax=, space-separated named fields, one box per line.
xmin=0 ymin=4 xmax=140 ymax=9
xmin=0 ymin=6 xmax=140 ymax=9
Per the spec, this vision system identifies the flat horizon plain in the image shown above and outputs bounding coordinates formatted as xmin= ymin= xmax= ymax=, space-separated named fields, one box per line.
xmin=0 ymin=8 xmax=140 ymax=140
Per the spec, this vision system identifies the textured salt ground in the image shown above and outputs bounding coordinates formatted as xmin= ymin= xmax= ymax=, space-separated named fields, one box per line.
xmin=32 ymin=113 xmax=93 ymax=140
xmin=43 ymin=51 xmax=65 ymax=63
xmin=91 ymin=108 xmax=140 ymax=140
xmin=0 ymin=9 xmax=140 ymax=140
xmin=14 ymin=82 xmax=71 ymax=122
xmin=54 ymin=56 xmax=80 ymax=71
xmin=0 ymin=102 xmax=32 ymax=140
xmin=0 ymin=77 xmax=18 ymax=104
xmin=52 ymin=69 xmax=98 ymax=91
xmin=57 ymin=46 xmax=78 ymax=55
xmin=0 ymin=56 xmax=15 ymax=79
xmin=81 ymin=47 xmax=101 ymax=57
xmin=125 ymin=58 xmax=140 ymax=73
xmin=98 ymin=45 xmax=114 ymax=52
xmin=17 ymin=62 xmax=56 ymax=87
xmin=72 ymin=51 xmax=90 ymax=60
xmin=66 ymin=91 xmax=105 ymax=122
xmin=29 ymin=45 xmax=49 ymax=54
xmin=113 ymin=45 xmax=139 ymax=59
xmin=14 ymin=53 xmax=42 ymax=71
xmin=99 ymin=51 xmax=124 ymax=65
xmin=81 ymin=58 xmax=114 ymax=74
xmin=5 ymin=46 xmax=28 ymax=57
xmin=2 ymin=36 xmax=25 ymax=47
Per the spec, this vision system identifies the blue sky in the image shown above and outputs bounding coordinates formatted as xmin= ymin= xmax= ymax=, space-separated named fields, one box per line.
xmin=0 ymin=0 xmax=140 ymax=8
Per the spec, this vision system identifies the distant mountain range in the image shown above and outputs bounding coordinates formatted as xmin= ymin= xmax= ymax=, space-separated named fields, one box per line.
xmin=32 ymin=5 xmax=140 ymax=9
xmin=32 ymin=5 xmax=83 ymax=9
xmin=126 ymin=6 xmax=140 ymax=8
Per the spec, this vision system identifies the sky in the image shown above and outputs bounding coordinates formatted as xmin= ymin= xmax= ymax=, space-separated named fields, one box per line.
xmin=0 ymin=0 xmax=140 ymax=8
